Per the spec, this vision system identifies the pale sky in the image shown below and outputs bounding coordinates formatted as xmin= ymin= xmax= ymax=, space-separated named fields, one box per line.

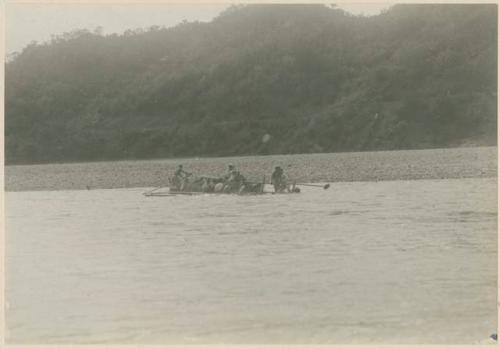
xmin=6 ymin=3 xmax=393 ymax=54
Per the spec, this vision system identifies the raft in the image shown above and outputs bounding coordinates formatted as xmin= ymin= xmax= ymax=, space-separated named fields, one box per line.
xmin=143 ymin=175 xmax=303 ymax=197
xmin=143 ymin=187 xmax=300 ymax=197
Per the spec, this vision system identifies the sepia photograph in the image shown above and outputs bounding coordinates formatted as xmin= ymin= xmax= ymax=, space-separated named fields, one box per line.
xmin=3 ymin=1 xmax=498 ymax=345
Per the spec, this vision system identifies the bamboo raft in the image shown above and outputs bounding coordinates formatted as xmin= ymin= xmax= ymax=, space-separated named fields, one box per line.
xmin=143 ymin=177 xmax=329 ymax=197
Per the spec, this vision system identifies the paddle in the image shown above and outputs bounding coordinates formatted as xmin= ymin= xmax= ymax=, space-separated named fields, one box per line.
xmin=246 ymin=180 xmax=329 ymax=191
xmin=280 ymin=164 xmax=330 ymax=190
xmin=296 ymin=183 xmax=330 ymax=190
xmin=143 ymin=186 xmax=166 ymax=196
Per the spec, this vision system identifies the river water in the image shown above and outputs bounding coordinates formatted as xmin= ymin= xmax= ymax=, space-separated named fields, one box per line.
xmin=5 ymin=177 xmax=497 ymax=344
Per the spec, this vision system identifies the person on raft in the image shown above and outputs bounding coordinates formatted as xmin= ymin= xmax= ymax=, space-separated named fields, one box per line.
xmin=226 ymin=168 xmax=247 ymax=192
xmin=271 ymin=166 xmax=288 ymax=193
xmin=214 ymin=164 xmax=245 ymax=193
xmin=201 ymin=177 xmax=216 ymax=192
xmin=172 ymin=164 xmax=191 ymax=191
xmin=223 ymin=164 xmax=238 ymax=180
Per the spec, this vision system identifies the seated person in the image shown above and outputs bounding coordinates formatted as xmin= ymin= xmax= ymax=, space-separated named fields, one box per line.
xmin=201 ymin=177 xmax=216 ymax=192
xmin=223 ymin=164 xmax=238 ymax=180
xmin=225 ymin=169 xmax=247 ymax=193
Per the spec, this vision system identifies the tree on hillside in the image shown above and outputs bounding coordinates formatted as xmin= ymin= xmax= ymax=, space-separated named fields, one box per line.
xmin=5 ymin=4 xmax=497 ymax=164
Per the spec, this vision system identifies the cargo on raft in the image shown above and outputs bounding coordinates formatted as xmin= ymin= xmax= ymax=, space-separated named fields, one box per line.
xmin=143 ymin=175 xmax=301 ymax=197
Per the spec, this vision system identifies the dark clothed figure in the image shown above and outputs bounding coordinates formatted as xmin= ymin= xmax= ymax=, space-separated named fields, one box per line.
xmin=172 ymin=165 xmax=191 ymax=190
xmin=271 ymin=166 xmax=287 ymax=193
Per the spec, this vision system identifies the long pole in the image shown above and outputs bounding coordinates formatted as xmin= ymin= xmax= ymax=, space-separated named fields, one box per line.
xmin=296 ymin=183 xmax=330 ymax=189
xmin=143 ymin=186 xmax=165 ymax=196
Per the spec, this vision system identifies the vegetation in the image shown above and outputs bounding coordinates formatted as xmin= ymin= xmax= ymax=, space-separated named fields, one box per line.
xmin=6 ymin=4 xmax=497 ymax=164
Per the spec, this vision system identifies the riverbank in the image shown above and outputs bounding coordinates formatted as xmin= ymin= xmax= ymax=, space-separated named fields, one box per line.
xmin=5 ymin=146 xmax=497 ymax=191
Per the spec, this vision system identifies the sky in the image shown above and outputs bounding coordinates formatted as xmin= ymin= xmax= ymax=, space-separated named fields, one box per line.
xmin=6 ymin=3 xmax=393 ymax=54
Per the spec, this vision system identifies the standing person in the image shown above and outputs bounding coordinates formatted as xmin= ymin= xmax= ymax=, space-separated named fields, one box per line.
xmin=271 ymin=166 xmax=287 ymax=193
xmin=223 ymin=164 xmax=237 ymax=192
xmin=172 ymin=164 xmax=191 ymax=191
xmin=175 ymin=164 xmax=190 ymax=178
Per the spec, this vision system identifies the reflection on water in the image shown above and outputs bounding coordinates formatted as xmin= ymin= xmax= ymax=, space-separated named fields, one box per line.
xmin=5 ymin=178 xmax=497 ymax=344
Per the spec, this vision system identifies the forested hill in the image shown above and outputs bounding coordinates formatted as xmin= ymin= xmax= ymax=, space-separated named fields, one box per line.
xmin=6 ymin=4 xmax=497 ymax=164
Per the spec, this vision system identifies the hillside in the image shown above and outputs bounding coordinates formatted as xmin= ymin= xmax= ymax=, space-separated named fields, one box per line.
xmin=5 ymin=4 xmax=497 ymax=164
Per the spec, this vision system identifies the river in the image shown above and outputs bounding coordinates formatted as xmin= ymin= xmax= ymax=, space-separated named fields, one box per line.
xmin=5 ymin=176 xmax=497 ymax=344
